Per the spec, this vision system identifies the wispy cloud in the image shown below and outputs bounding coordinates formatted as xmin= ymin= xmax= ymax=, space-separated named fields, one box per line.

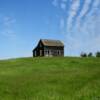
xmin=67 ymin=0 xmax=80 ymax=31
xmin=78 ymin=0 xmax=92 ymax=19
xmin=52 ymin=0 xmax=59 ymax=7
xmin=3 ymin=16 xmax=16 ymax=27
xmin=52 ymin=0 xmax=100 ymax=29
xmin=1 ymin=16 xmax=16 ymax=39
xmin=60 ymin=17 xmax=65 ymax=30
xmin=90 ymin=0 xmax=100 ymax=15
xmin=60 ymin=2 xmax=66 ymax=10
xmin=52 ymin=0 xmax=100 ymax=55
xmin=52 ymin=0 xmax=67 ymax=10
xmin=81 ymin=0 xmax=94 ymax=19
xmin=60 ymin=0 xmax=68 ymax=10
xmin=2 ymin=29 xmax=16 ymax=38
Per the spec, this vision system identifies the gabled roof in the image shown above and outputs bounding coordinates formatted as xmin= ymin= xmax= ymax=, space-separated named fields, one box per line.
xmin=40 ymin=39 xmax=64 ymax=47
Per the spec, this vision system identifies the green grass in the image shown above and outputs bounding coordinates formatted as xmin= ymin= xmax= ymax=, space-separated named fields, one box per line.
xmin=0 ymin=57 xmax=100 ymax=100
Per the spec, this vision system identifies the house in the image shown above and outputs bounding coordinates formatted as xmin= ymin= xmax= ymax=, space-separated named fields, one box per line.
xmin=32 ymin=39 xmax=64 ymax=57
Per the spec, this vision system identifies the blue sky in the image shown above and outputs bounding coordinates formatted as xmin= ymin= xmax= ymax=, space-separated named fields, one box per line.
xmin=0 ymin=0 xmax=100 ymax=59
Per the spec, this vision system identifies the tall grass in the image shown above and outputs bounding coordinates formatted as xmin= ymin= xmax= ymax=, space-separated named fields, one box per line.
xmin=0 ymin=57 xmax=100 ymax=100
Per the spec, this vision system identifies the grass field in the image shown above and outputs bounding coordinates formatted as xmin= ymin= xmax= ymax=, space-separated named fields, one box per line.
xmin=0 ymin=57 xmax=100 ymax=100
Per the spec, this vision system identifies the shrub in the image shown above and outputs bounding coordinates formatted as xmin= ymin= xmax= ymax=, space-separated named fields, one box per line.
xmin=80 ymin=52 xmax=87 ymax=57
xmin=88 ymin=52 xmax=93 ymax=57
xmin=96 ymin=52 xmax=100 ymax=57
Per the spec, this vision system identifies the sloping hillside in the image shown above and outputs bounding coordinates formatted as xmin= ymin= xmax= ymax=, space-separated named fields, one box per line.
xmin=0 ymin=57 xmax=100 ymax=100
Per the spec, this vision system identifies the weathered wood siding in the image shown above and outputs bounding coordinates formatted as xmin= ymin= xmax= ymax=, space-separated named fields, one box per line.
xmin=33 ymin=40 xmax=64 ymax=57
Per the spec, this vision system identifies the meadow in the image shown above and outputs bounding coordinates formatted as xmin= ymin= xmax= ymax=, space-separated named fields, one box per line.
xmin=0 ymin=57 xmax=100 ymax=100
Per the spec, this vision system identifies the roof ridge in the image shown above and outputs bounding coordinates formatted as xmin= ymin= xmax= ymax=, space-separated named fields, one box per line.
xmin=40 ymin=39 xmax=64 ymax=46
xmin=41 ymin=39 xmax=62 ymax=41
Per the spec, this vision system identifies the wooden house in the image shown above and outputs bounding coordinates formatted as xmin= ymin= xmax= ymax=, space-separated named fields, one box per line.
xmin=32 ymin=39 xmax=64 ymax=57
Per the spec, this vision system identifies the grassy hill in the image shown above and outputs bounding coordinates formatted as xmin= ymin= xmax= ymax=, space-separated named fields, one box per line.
xmin=0 ymin=57 xmax=100 ymax=100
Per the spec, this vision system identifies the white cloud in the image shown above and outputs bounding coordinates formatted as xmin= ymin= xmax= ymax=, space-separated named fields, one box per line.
xmin=78 ymin=0 xmax=92 ymax=19
xmin=90 ymin=0 xmax=100 ymax=15
xmin=2 ymin=30 xmax=16 ymax=38
xmin=60 ymin=0 xmax=68 ymax=10
xmin=67 ymin=0 xmax=80 ymax=31
xmin=52 ymin=0 xmax=59 ymax=7
xmin=1 ymin=16 xmax=16 ymax=39
xmin=3 ymin=16 xmax=16 ymax=27
xmin=51 ymin=0 xmax=100 ymax=55
xmin=60 ymin=18 xmax=65 ymax=29
xmin=52 ymin=0 xmax=67 ymax=10
xmin=92 ymin=0 xmax=99 ymax=8
xmin=61 ymin=2 xmax=66 ymax=10
xmin=65 ymin=9 xmax=100 ymax=55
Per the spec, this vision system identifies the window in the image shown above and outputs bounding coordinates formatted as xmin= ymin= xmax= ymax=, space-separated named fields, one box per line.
xmin=44 ymin=50 xmax=52 ymax=57
xmin=57 ymin=50 xmax=61 ymax=55
xmin=40 ymin=50 xmax=42 ymax=56
xmin=35 ymin=51 xmax=37 ymax=56
xmin=44 ymin=50 xmax=49 ymax=56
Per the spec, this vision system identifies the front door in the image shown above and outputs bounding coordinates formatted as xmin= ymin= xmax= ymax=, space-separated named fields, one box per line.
xmin=40 ymin=50 xmax=42 ymax=56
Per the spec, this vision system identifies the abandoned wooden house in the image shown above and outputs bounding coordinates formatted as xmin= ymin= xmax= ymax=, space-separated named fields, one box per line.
xmin=33 ymin=39 xmax=64 ymax=57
